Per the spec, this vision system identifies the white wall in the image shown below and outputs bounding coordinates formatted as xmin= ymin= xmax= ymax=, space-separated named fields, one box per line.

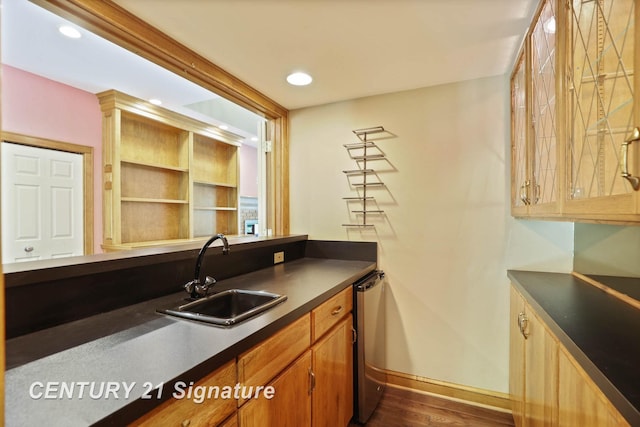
xmin=290 ymin=75 xmax=573 ymax=393
xmin=574 ymin=223 xmax=640 ymax=276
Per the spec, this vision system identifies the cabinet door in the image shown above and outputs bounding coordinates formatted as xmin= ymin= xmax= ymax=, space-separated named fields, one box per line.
xmin=558 ymin=349 xmax=629 ymax=426
xmin=238 ymin=350 xmax=312 ymax=427
xmin=237 ymin=314 xmax=310 ymax=405
xmin=312 ymin=315 xmax=354 ymax=427
xmin=524 ymin=305 xmax=558 ymax=427
xmin=511 ymin=50 xmax=531 ymax=217
xmin=131 ymin=360 xmax=237 ymax=427
xmin=529 ymin=0 xmax=561 ymax=216
xmin=509 ymin=286 xmax=526 ymax=427
xmin=564 ymin=0 xmax=639 ymax=216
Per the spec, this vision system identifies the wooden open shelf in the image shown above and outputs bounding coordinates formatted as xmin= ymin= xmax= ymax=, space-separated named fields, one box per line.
xmin=98 ymin=90 xmax=243 ymax=249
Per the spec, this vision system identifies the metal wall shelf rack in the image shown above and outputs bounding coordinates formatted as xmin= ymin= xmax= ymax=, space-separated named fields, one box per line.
xmin=342 ymin=126 xmax=387 ymax=228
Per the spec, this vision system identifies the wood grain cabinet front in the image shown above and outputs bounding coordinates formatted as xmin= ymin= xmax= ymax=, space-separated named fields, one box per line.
xmin=237 ymin=313 xmax=311 ymax=403
xmin=238 ymin=287 xmax=355 ymax=427
xmin=509 ymin=286 xmax=558 ymax=427
xmin=558 ymin=349 xmax=629 ymax=427
xmin=238 ymin=350 xmax=312 ymax=427
xmin=311 ymin=287 xmax=353 ymax=342
xmin=510 ymin=0 xmax=640 ymax=223
xmin=311 ymin=314 xmax=354 ymax=427
xmin=130 ymin=360 xmax=237 ymax=427
xmin=510 ymin=284 xmax=630 ymax=427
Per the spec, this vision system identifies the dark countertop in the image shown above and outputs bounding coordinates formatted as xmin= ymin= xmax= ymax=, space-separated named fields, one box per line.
xmin=508 ymin=270 xmax=640 ymax=426
xmin=5 ymin=257 xmax=375 ymax=427
xmin=585 ymin=274 xmax=640 ymax=303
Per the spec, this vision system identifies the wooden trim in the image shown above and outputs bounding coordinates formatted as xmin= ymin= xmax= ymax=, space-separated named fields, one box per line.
xmin=34 ymin=0 xmax=290 ymax=235
xmin=384 ymin=369 xmax=513 ymax=412
xmin=1 ymin=131 xmax=94 ymax=255
xmin=572 ymin=272 xmax=640 ymax=311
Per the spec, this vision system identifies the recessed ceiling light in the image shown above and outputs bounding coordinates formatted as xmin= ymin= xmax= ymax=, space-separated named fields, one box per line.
xmin=59 ymin=25 xmax=81 ymax=39
xmin=219 ymin=125 xmax=229 ymax=130
xmin=149 ymin=98 xmax=162 ymax=106
xmin=286 ymin=72 xmax=313 ymax=86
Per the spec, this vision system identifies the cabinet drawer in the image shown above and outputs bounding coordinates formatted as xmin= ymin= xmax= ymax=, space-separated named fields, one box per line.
xmin=130 ymin=360 xmax=236 ymax=427
xmin=311 ymin=287 xmax=352 ymax=342
xmin=238 ymin=314 xmax=310 ymax=393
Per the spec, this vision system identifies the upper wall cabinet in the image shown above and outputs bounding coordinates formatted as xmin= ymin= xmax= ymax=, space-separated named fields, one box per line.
xmin=511 ymin=0 xmax=640 ymax=223
xmin=512 ymin=0 xmax=562 ymax=218
xmin=98 ymin=90 xmax=243 ymax=250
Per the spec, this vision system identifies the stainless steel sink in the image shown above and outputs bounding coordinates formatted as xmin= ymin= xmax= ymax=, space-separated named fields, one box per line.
xmin=159 ymin=289 xmax=287 ymax=326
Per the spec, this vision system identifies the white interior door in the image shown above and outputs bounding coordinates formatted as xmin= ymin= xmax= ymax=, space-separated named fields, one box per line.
xmin=1 ymin=142 xmax=84 ymax=263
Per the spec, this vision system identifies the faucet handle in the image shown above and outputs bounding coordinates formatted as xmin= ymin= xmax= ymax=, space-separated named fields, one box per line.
xmin=184 ymin=279 xmax=197 ymax=295
xmin=204 ymin=276 xmax=217 ymax=286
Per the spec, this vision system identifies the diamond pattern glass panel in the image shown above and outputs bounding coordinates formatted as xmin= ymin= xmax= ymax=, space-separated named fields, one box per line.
xmin=512 ymin=55 xmax=528 ymax=208
xmin=568 ymin=0 xmax=635 ymax=199
xmin=531 ymin=0 xmax=558 ymax=205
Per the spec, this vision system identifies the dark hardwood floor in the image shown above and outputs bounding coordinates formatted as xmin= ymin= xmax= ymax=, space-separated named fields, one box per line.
xmin=351 ymin=385 xmax=515 ymax=427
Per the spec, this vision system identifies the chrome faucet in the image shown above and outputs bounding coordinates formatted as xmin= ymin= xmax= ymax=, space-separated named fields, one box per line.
xmin=184 ymin=234 xmax=230 ymax=299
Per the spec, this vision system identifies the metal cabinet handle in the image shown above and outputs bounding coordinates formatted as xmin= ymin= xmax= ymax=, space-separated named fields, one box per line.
xmin=352 ymin=327 xmax=357 ymax=344
xmin=24 ymin=246 xmax=34 ymax=253
xmin=520 ymin=181 xmax=532 ymax=205
xmin=517 ymin=312 xmax=529 ymax=339
xmin=621 ymin=127 xmax=640 ymax=191
xmin=308 ymin=367 xmax=316 ymax=395
xmin=519 ymin=184 xmax=528 ymax=204
xmin=331 ymin=306 xmax=344 ymax=316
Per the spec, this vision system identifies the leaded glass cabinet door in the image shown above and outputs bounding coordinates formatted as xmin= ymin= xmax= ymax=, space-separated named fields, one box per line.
xmin=511 ymin=50 xmax=530 ymax=216
xmin=530 ymin=0 xmax=561 ymax=215
xmin=565 ymin=0 xmax=638 ymax=216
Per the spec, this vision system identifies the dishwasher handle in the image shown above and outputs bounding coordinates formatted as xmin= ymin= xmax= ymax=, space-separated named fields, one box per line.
xmin=354 ymin=270 xmax=384 ymax=292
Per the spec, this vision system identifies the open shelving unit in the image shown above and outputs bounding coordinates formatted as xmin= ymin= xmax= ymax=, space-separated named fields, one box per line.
xmin=98 ymin=90 xmax=243 ymax=251
xmin=342 ymin=126 xmax=388 ymax=228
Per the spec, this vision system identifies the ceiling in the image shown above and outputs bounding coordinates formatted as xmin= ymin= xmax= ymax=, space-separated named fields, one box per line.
xmin=113 ymin=0 xmax=540 ymax=110
xmin=2 ymin=0 xmax=539 ymax=118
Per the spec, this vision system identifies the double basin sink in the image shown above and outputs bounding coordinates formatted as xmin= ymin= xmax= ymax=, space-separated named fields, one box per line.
xmin=159 ymin=289 xmax=287 ymax=327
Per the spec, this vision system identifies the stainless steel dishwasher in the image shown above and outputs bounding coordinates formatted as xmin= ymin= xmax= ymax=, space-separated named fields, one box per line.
xmin=353 ymin=269 xmax=386 ymax=424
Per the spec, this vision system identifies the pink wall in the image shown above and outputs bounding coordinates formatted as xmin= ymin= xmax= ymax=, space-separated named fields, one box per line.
xmin=1 ymin=64 xmax=104 ymax=253
xmin=240 ymin=144 xmax=258 ymax=198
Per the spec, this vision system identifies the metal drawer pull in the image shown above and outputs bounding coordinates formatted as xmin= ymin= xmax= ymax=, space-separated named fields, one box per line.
xmin=24 ymin=246 xmax=34 ymax=253
xmin=620 ymin=127 xmax=640 ymax=191
xmin=331 ymin=305 xmax=344 ymax=316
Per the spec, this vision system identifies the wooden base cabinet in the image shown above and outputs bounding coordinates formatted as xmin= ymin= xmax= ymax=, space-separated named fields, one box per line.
xmin=238 ymin=351 xmax=312 ymax=427
xmin=312 ymin=315 xmax=354 ymax=427
xmin=509 ymin=286 xmax=558 ymax=427
xmin=558 ymin=349 xmax=629 ymax=427
xmin=132 ymin=288 xmax=356 ymax=427
xmin=510 ymin=284 xmax=630 ymax=427
xmin=509 ymin=287 xmax=526 ymax=427
xmin=130 ymin=360 xmax=237 ymax=427
xmin=238 ymin=287 xmax=355 ymax=427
